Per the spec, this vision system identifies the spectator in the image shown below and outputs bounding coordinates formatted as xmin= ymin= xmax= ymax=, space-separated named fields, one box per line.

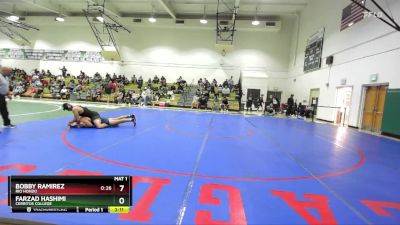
xmin=265 ymin=102 xmax=275 ymax=114
xmin=131 ymin=75 xmax=137 ymax=84
xmin=115 ymin=91 xmax=123 ymax=104
xmin=221 ymin=96 xmax=229 ymax=112
xmin=85 ymin=89 xmax=91 ymax=101
xmin=60 ymin=66 xmax=67 ymax=77
xmin=46 ymin=70 xmax=52 ymax=77
xmin=177 ymin=82 xmax=185 ymax=94
xmin=213 ymin=84 xmax=219 ymax=98
xmin=196 ymin=89 xmax=201 ymax=97
xmin=153 ymin=75 xmax=159 ymax=84
xmin=198 ymin=78 xmax=203 ymax=88
xmin=131 ymin=92 xmax=141 ymax=105
xmin=160 ymin=76 xmax=166 ymax=87
xmin=272 ymin=96 xmax=280 ymax=114
xmin=109 ymin=80 xmax=116 ymax=93
xmin=32 ymin=73 xmax=39 ymax=82
xmin=203 ymin=90 xmax=210 ymax=101
xmin=222 ymin=86 xmax=230 ymax=98
xmin=60 ymin=86 xmax=69 ymax=99
xmin=12 ymin=83 xmax=25 ymax=97
xmin=75 ymin=83 xmax=83 ymax=93
xmin=246 ymin=95 xmax=253 ymax=111
xmin=137 ymin=76 xmax=143 ymax=89
xmin=123 ymin=76 xmax=129 ymax=85
xmin=68 ymin=80 xmax=75 ymax=91
xmin=33 ymin=79 xmax=42 ymax=88
xmin=223 ymin=79 xmax=229 ymax=87
xmin=286 ymin=94 xmax=294 ymax=116
xmin=198 ymin=95 xmax=208 ymax=110
xmin=191 ymin=95 xmax=199 ymax=109
xmin=167 ymin=90 xmax=175 ymax=100
xmin=204 ymin=79 xmax=210 ymax=90
xmin=228 ymin=76 xmax=234 ymax=90
xmin=57 ymin=75 xmax=64 ymax=82
xmin=257 ymin=95 xmax=264 ymax=112
xmin=141 ymin=88 xmax=148 ymax=106
xmin=218 ymin=84 xmax=223 ymax=93
xmin=41 ymin=79 xmax=49 ymax=87
xmin=177 ymin=76 xmax=183 ymax=84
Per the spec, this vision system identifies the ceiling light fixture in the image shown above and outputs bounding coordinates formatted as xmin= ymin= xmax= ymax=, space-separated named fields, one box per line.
xmin=7 ymin=15 xmax=19 ymax=22
xmin=96 ymin=16 xmax=104 ymax=23
xmin=55 ymin=16 xmax=65 ymax=22
xmin=200 ymin=5 xmax=208 ymax=24
xmin=149 ymin=4 xmax=157 ymax=23
xmin=148 ymin=16 xmax=156 ymax=23
xmin=55 ymin=5 xmax=65 ymax=23
xmin=252 ymin=6 xmax=260 ymax=26
xmin=200 ymin=18 xmax=208 ymax=24
xmin=252 ymin=20 xmax=260 ymax=26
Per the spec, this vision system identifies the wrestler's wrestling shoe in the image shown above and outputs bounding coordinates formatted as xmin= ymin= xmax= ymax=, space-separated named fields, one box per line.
xmin=129 ymin=114 xmax=136 ymax=127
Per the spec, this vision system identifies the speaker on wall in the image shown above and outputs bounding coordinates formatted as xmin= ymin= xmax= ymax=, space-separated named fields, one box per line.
xmin=326 ymin=55 xmax=334 ymax=65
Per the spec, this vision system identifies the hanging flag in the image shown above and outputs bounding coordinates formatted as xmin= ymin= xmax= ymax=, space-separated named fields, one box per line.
xmin=341 ymin=0 xmax=366 ymax=31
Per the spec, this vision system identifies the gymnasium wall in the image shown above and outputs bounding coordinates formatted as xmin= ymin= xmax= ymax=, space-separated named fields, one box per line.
xmin=0 ymin=16 xmax=295 ymax=92
xmin=288 ymin=0 xmax=400 ymax=127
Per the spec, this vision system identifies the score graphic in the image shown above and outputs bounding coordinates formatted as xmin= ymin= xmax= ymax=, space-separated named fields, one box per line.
xmin=8 ymin=176 xmax=131 ymax=213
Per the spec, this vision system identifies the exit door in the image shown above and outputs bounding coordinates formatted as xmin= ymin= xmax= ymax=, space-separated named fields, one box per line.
xmin=362 ymin=85 xmax=387 ymax=132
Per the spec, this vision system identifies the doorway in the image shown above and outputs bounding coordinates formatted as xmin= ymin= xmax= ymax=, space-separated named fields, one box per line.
xmin=266 ymin=91 xmax=282 ymax=103
xmin=361 ymin=85 xmax=388 ymax=132
xmin=247 ymin=89 xmax=261 ymax=99
xmin=309 ymin=88 xmax=320 ymax=105
xmin=309 ymin=88 xmax=320 ymax=115
xmin=335 ymin=87 xmax=352 ymax=125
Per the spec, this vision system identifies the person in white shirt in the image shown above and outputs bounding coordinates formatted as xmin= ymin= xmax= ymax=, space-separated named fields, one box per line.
xmin=0 ymin=67 xmax=15 ymax=128
xmin=222 ymin=86 xmax=230 ymax=98
xmin=272 ymin=96 xmax=280 ymax=114
xmin=60 ymin=86 xmax=69 ymax=99
xmin=192 ymin=95 xmax=199 ymax=109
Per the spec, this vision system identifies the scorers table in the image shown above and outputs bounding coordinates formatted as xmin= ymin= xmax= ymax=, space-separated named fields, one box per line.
xmin=8 ymin=176 xmax=131 ymax=213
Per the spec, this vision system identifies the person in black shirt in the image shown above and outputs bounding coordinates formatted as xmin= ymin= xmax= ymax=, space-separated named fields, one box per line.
xmin=198 ymin=95 xmax=208 ymax=110
xmin=246 ymin=95 xmax=253 ymax=111
xmin=0 ymin=67 xmax=15 ymax=128
xmin=63 ymin=103 xmax=136 ymax=128
xmin=137 ymin=76 xmax=143 ymax=89
xmin=60 ymin=66 xmax=67 ymax=77
xmin=286 ymin=94 xmax=294 ymax=116
xmin=221 ymin=97 xmax=229 ymax=111
xmin=153 ymin=75 xmax=159 ymax=84
xmin=256 ymin=95 xmax=264 ymax=112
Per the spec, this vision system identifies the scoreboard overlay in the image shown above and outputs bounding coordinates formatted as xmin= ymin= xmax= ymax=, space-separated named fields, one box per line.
xmin=8 ymin=176 xmax=131 ymax=213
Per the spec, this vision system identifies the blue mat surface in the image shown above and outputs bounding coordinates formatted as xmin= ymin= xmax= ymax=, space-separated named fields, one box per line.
xmin=1 ymin=108 xmax=399 ymax=224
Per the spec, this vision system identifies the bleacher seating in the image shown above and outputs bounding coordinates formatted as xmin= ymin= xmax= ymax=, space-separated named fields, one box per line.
xmin=10 ymin=68 xmax=240 ymax=111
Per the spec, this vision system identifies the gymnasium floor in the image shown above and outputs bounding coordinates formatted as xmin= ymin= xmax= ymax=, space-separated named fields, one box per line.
xmin=0 ymin=100 xmax=399 ymax=225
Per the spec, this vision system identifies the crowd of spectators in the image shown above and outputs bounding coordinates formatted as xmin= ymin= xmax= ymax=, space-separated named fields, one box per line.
xmin=191 ymin=76 xmax=237 ymax=111
xmin=8 ymin=66 xmax=187 ymax=107
xmin=7 ymin=66 xmax=238 ymax=110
